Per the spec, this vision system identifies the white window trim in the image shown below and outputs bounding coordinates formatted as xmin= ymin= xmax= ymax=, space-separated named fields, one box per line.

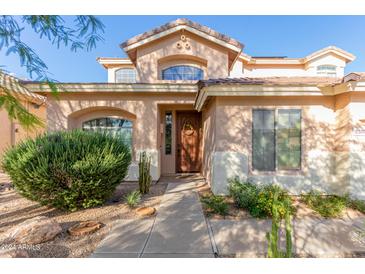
xmin=317 ymin=65 xmax=337 ymax=77
xmin=115 ymin=68 xmax=137 ymax=83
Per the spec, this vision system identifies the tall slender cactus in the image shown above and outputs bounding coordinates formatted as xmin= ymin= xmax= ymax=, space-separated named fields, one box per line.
xmin=138 ymin=151 xmax=152 ymax=194
xmin=267 ymin=191 xmax=281 ymax=258
xmin=284 ymin=199 xmax=293 ymax=258
xmin=266 ymin=191 xmax=293 ymax=258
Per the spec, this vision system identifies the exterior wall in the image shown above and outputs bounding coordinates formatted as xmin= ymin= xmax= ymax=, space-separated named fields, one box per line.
xmin=0 ymin=99 xmax=46 ymax=164
xmin=306 ymin=53 xmax=346 ymax=77
xmin=45 ymin=91 xmax=195 ymax=181
xmin=135 ymin=32 xmax=229 ymax=82
xmin=202 ymin=98 xmax=216 ymax=190
xmin=242 ymin=64 xmax=310 ymax=77
xmin=0 ymin=109 xmax=13 ymax=162
xmin=206 ymin=96 xmax=341 ymax=195
xmin=338 ymin=93 xmax=365 ymax=200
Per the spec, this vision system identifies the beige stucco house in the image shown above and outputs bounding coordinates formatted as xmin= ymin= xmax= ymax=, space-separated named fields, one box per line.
xmin=3 ymin=18 xmax=365 ymax=199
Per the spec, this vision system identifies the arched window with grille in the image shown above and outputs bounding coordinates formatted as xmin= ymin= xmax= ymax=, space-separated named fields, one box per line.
xmin=82 ymin=117 xmax=133 ymax=147
xmin=162 ymin=65 xmax=204 ymax=80
xmin=115 ymin=68 xmax=136 ymax=83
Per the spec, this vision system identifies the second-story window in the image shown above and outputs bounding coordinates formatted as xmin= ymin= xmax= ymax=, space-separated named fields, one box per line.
xmin=317 ymin=65 xmax=337 ymax=77
xmin=115 ymin=68 xmax=137 ymax=83
xmin=162 ymin=65 xmax=204 ymax=80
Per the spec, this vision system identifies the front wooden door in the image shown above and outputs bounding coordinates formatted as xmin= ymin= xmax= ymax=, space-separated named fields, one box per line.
xmin=176 ymin=111 xmax=202 ymax=173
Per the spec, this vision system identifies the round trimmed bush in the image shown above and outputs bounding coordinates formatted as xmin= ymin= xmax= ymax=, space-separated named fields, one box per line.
xmin=2 ymin=130 xmax=132 ymax=211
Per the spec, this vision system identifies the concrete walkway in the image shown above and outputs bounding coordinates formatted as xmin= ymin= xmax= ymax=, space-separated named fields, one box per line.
xmin=92 ymin=177 xmax=215 ymax=258
xmin=210 ymin=217 xmax=365 ymax=257
xmin=91 ymin=176 xmax=365 ymax=258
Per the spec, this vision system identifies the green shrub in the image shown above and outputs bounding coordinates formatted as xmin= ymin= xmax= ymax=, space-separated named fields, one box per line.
xmin=201 ymin=195 xmax=229 ymax=216
xmin=125 ymin=190 xmax=141 ymax=208
xmin=257 ymin=184 xmax=294 ymax=218
xmin=347 ymin=199 xmax=365 ymax=214
xmin=228 ymin=178 xmax=294 ymax=218
xmin=2 ymin=130 xmax=132 ymax=211
xmin=229 ymin=178 xmax=259 ymax=208
xmin=301 ymin=191 xmax=347 ymax=218
xmin=138 ymin=151 xmax=152 ymax=194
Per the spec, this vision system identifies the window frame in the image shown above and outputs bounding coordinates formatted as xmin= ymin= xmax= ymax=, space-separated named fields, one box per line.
xmin=115 ymin=68 xmax=137 ymax=83
xmin=251 ymin=108 xmax=303 ymax=173
xmin=316 ymin=65 xmax=337 ymax=77
xmin=82 ymin=117 xmax=134 ymax=151
xmin=252 ymin=109 xmax=276 ymax=171
xmin=161 ymin=65 xmax=204 ymax=81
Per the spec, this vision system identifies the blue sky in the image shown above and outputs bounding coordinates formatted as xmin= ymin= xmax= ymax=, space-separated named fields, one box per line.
xmin=1 ymin=15 xmax=365 ymax=82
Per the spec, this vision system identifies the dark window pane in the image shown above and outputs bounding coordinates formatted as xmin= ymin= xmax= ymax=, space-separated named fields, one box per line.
xmin=277 ymin=109 xmax=301 ymax=170
xmin=165 ymin=112 xmax=172 ymax=155
xmin=252 ymin=110 xmax=275 ymax=171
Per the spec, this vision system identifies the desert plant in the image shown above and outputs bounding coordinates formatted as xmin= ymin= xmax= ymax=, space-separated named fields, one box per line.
xmin=201 ymin=195 xmax=229 ymax=216
xmin=138 ymin=151 xmax=152 ymax=194
xmin=267 ymin=191 xmax=293 ymax=258
xmin=347 ymin=198 xmax=365 ymax=214
xmin=228 ymin=178 xmax=294 ymax=218
xmin=267 ymin=191 xmax=281 ymax=258
xmin=257 ymin=184 xmax=295 ymax=218
xmin=125 ymin=190 xmax=142 ymax=208
xmin=284 ymin=198 xmax=293 ymax=258
xmin=229 ymin=178 xmax=259 ymax=208
xmin=2 ymin=130 xmax=131 ymax=211
xmin=301 ymin=191 xmax=347 ymax=218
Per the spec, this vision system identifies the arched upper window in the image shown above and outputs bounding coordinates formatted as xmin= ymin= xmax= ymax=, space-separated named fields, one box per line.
xmin=115 ymin=68 xmax=136 ymax=83
xmin=162 ymin=65 xmax=204 ymax=80
xmin=82 ymin=117 xmax=133 ymax=147
xmin=317 ymin=65 xmax=337 ymax=77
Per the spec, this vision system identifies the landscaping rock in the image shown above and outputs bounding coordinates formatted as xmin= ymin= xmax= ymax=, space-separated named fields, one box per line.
xmin=8 ymin=216 xmax=62 ymax=244
xmin=136 ymin=207 xmax=156 ymax=217
xmin=68 ymin=221 xmax=103 ymax=236
xmin=0 ymin=249 xmax=29 ymax=258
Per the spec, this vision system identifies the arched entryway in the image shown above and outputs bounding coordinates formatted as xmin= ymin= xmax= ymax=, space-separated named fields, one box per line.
xmin=67 ymin=106 xmax=137 ymax=152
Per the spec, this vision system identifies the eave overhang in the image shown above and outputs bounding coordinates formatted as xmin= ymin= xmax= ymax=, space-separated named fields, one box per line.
xmin=23 ymin=82 xmax=198 ymax=94
xmin=194 ymin=84 xmax=333 ymax=111
xmin=96 ymin=57 xmax=133 ymax=69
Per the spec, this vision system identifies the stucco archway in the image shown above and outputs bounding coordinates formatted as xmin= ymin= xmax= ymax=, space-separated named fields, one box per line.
xmin=67 ymin=106 xmax=137 ymax=129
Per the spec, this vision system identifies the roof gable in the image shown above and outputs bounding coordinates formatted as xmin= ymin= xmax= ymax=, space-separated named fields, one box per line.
xmin=120 ymin=18 xmax=243 ymax=53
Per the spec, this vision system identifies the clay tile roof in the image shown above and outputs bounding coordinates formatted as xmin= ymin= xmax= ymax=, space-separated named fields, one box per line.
xmin=120 ymin=18 xmax=244 ymax=51
xmin=198 ymin=77 xmax=341 ymax=88
xmin=343 ymin=72 xmax=365 ymax=83
xmin=0 ymin=70 xmax=45 ymax=103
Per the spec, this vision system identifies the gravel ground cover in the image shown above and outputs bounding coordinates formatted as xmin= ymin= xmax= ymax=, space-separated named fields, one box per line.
xmin=0 ymin=173 xmax=167 ymax=258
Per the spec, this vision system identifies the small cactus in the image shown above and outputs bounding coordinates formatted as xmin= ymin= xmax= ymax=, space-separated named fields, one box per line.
xmin=138 ymin=151 xmax=152 ymax=194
